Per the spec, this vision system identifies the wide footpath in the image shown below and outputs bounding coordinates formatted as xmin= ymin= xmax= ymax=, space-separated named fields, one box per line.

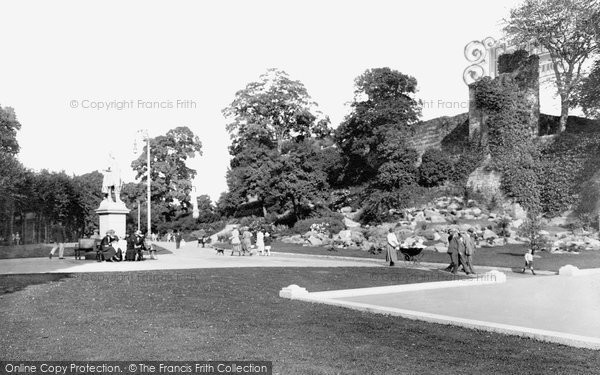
xmin=1 ymin=241 xmax=599 ymax=349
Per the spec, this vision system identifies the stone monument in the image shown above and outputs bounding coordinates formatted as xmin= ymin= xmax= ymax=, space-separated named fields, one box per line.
xmin=96 ymin=153 xmax=129 ymax=239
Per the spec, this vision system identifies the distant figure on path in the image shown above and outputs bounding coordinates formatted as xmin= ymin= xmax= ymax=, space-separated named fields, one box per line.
xmin=256 ymin=229 xmax=265 ymax=255
xmin=175 ymin=230 xmax=182 ymax=249
xmin=446 ymin=229 xmax=460 ymax=274
xmin=49 ymin=222 xmax=66 ymax=259
xmin=14 ymin=232 xmax=20 ymax=245
xmin=230 ymin=228 xmax=241 ymax=256
xmin=521 ymin=249 xmax=536 ymax=275
xmin=242 ymin=228 xmax=253 ymax=255
xmin=386 ymin=228 xmax=399 ymax=266
xmin=460 ymin=230 xmax=475 ymax=274
xmin=264 ymin=232 xmax=272 ymax=256
xmin=463 ymin=229 xmax=476 ymax=274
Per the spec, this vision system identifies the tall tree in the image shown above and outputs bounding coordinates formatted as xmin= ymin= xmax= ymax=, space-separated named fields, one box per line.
xmin=223 ymin=68 xmax=330 ymax=153
xmin=0 ymin=105 xmax=24 ymax=238
xmin=131 ymin=126 xmax=202 ymax=224
xmin=335 ymin=67 xmax=422 ymax=185
xmin=222 ymin=69 xmax=333 ymax=219
xmin=504 ymin=0 xmax=600 ymax=132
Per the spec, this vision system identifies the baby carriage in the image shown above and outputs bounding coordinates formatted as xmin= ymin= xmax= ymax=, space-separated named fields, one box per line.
xmin=399 ymin=246 xmax=424 ymax=264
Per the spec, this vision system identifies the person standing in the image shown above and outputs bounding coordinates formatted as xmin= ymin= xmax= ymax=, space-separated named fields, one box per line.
xmin=230 ymin=227 xmax=241 ymax=256
xmin=446 ymin=229 xmax=460 ymax=274
xmin=242 ymin=228 xmax=253 ymax=255
xmin=263 ymin=232 xmax=272 ymax=256
xmin=386 ymin=228 xmax=399 ymax=266
xmin=175 ymin=230 xmax=182 ymax=249
xmin=15 ymin=232 xmax=20 ymax=245
xmin=256 ymin=229 xmax=265 ymax=255
xmin=49 ymin=222 xmax=66 ymax=259
xmin=461 ymin=230 xmax=475 ymax=274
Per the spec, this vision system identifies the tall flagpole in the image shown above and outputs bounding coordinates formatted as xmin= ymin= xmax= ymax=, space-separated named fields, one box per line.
xmin=146 ymin=133 xmax=151 ymax=236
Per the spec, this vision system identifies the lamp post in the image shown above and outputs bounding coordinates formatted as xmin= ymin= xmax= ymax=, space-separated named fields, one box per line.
xmin=135 ymin=129 xmax=151 ymax=236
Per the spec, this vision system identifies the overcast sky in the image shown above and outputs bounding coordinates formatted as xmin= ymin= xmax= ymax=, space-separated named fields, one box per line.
xmin=4 ymin=0 xmax=561 ymax=203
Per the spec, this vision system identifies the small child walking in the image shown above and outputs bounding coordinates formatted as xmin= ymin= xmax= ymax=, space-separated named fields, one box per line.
xmin=521 ymin=249 xmax=536 ymax=275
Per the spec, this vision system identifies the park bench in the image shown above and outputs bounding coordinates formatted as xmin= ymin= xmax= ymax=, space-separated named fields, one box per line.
xmin=74 ymin=238 xmax=101 ymax=260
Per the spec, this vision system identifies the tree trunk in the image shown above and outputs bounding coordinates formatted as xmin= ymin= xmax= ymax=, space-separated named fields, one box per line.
xmin=559 ymin=96 xmax=569 ymax=133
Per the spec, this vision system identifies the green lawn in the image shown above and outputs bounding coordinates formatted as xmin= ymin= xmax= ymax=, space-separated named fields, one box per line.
xmin=270 ymin=241 xmax=600 ymax=272
xmin=1 ymin=268 xmax=599 ymax=374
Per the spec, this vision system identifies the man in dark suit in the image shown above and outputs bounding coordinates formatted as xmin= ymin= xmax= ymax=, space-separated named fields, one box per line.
xmin=49 ymin=221 xmax=66 ymax=259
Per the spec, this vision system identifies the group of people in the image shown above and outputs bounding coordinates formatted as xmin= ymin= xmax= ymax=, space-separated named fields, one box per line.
xmin=445 ymin=228 xmax=476 ymax=275
xmin=230 ymin=227 xmax=272 ymax=256
xmin=96 ymin=229 xmax=157 ymax=262
xmin=385 ymin=227 xmax=476 ymax=274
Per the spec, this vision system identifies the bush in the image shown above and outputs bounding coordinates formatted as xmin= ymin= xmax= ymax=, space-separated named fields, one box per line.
xmin=292 ymin=215 xmax=345 ymax=235
xmin=517 ymin=214 xmax=549 ymax=253
xmin=501 ymin=163 xmax=542 ymax=213
xmin=418 ymin=149 xmax=453 ymax=187
xmin=450 ymin=145 xmax=485 ymax=184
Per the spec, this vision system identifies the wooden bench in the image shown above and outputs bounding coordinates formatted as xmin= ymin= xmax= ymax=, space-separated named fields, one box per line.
xmin=74 ymin=238 xmax=101 ymax=260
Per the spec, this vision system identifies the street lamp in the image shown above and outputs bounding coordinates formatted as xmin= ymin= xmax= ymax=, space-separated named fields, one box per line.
xmin=135 ymin=129 xmax=151 ymax=236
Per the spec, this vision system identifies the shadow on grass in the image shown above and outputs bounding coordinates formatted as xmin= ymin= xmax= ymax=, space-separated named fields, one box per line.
xmin=499 ymin=252 xmax=526 ymax=257
xmin=0 ymin=273 xmax=73 ymax=295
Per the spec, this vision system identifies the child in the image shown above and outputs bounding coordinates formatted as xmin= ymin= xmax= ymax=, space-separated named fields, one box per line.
xmin=264 ymin=232 xmax=272 ymax=256
xmin=522 ymin=249 xmax=536 ymax=275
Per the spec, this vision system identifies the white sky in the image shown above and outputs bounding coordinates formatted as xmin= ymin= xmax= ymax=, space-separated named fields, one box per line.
xmin=3 ymin=0 xmax=565 ymax=203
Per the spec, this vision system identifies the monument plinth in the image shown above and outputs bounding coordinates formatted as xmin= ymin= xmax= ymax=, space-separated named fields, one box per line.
xmin=96 ymin=200 xmax=130 ymax=239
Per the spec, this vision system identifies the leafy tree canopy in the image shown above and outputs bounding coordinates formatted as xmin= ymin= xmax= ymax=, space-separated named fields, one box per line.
xmin=504 ymin=0 xmax=600 ymax=131
xmin=335 ymin=67 xmax=422 ymax=184
xmin=131 ymin=126 xmax=202 ymax=212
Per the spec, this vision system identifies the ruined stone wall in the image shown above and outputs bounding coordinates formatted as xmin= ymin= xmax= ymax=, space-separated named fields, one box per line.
xmin=409 ymin=113 xmax=468 ymax=159
xmin=468 ymin=51 xmax=540 ymax=144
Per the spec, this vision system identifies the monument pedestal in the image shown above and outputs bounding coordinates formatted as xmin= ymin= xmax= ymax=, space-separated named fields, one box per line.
xmin=96 ymin=200 xmax=130 ymax=239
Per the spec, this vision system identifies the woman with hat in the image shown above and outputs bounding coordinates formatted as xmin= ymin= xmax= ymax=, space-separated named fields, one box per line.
xmin=386 ymin=228 xmax=399 ymax=266
xmin=99 ymin=229 xmax=120 ymax=262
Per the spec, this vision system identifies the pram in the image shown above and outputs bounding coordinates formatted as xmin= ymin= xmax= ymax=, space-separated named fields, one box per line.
xmin=399 ymin=246 xmax=424 ymax=264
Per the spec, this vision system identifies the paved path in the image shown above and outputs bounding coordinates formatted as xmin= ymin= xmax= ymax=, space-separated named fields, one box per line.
xmin=0 ymin=241 xmax=553 ymax=278
xmin=0 ymin=242 xmax=390 ymax=274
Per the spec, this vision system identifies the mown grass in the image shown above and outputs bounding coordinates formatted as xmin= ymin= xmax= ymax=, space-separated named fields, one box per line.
xmin=269 ymin=242 xmax=600 ymax=272
xmin=1 ymin=268 xmax=599 ymax=374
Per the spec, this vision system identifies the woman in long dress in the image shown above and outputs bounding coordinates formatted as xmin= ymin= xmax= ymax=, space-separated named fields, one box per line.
xmin=386 ymin=228 xmax=399 ymax=266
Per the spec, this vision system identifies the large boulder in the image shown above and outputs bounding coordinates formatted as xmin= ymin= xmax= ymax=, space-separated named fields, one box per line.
xmin=584 ymin=237 xmax=600 ymax=250
xmin=350 ymin=230 xmax=366 ymax=245
xmin=282 ymin=235 xmax=305 ymax=244
xmin=307 ymin=236 xmax=323 ymax=246
xmin=483 ymin=229 xmax=498 ymax=240
xmin=413 ymin=211 xmax=425 ymax=222
xmin=344 ymin=217 xmax=361 ymax=228
xmin=338 ymin=230 xmax=352 ymax=242
xmin=434 ymin=243 xmax=448 ymax=253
